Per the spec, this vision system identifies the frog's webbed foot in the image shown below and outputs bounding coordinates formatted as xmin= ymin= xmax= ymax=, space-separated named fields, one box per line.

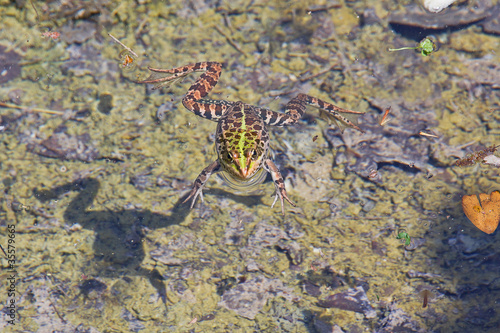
xmin=264 ymin=159 xmax=296 ymax=215
xmin=182 ymin=160 xmax=220 ymax=209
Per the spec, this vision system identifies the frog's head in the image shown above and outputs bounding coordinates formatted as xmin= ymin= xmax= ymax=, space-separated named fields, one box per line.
xmin=216 ymin=102 xmax=269 ymax=180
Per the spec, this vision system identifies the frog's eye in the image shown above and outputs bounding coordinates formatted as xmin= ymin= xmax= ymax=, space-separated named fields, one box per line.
xmin=230 ymin=151 xmax=240 ymax=161
xmin=246 ymin=149 xmax=257 ymax=160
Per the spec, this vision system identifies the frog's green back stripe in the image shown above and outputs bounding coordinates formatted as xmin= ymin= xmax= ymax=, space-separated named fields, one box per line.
xmin=237 ymin=104 xmax=247 ymax=169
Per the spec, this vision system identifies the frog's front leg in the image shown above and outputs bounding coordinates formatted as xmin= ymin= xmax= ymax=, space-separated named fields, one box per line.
xmin=183 ymin=160 xmax=220 ymax=209
xmin=264 ymin=159 xmax=296 ymax=215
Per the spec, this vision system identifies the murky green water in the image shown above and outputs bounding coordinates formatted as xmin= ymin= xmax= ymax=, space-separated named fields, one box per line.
xmin=1 ymin=0 xmax=499 ymax=332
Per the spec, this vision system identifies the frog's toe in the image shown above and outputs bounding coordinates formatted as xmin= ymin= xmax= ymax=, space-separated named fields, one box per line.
xmin=271 ymin=191 xmax=295 ymax=215
xmin=183 ymin=189 xmax=203 ymax=209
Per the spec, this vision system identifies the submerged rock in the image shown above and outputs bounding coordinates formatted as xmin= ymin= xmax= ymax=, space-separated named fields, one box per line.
xmin=240 ymin=221 xmax=289 ymax=257
xmin=0 ymin=45 xmax=21 ymax=84
xmin=317 ymin=286 xmax=376 ymax=319
xmin=219 ymin=276 xmax=296 ymax=320
xmin=389 ymin=3 xmax=491 ymax=29
xmin=480 ymin=5 xmax=500 ymax=34
xmin=377 ymin=302 xmax=423 ymax=333
xmin=61 ymin=21 xmax=97 ymax=44
xmin=29 ymin=129 xmax=101 ymax=162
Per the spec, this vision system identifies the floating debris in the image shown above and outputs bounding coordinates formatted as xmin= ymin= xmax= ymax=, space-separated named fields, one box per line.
xmin=108 ymin=33 xmax=139 ymax=71
xmin=119 ymin=50 xmax=136 ymax=71
xmin=462 ymin=191 xmax=500 ymax=234
xmin=317 ymin=286 xmax=376 ymax=319
xmin=483 ymin=154 xmax=500 ymax=167
xmin=418 ymin=130 xmax=439 ymax=138
xmin=454 ymin=145 xmax=498 ymax=167
xmin=378 ymin=106 xmax=391 ymax=126
xmin=41 ymin=30 xmax=60 ymax=40
xmin=418 ymin=286 xmax=434 ymax=308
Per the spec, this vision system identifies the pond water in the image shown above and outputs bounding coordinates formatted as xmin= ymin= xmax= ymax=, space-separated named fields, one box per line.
xmin=0 ymin=0 xmax=499 ymax=332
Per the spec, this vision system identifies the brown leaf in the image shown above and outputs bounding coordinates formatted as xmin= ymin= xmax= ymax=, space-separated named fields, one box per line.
xmin=462 ymin=191 xmax=500 ymax=234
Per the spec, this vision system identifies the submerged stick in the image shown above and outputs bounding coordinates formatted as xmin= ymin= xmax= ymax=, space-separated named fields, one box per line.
xmin=108 ymin=33 xmax=138 ymax=58
xmin=0 ymin=101 xmax=65 ymax=115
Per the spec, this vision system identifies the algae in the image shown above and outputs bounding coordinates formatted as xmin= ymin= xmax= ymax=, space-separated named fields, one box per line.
xmin=0 ymin=0 xmax=499 ymax=332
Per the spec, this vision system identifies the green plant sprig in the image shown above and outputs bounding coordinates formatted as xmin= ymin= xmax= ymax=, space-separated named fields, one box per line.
xmin=396 ymin=230 xmax=411 ymax=246
xmin=389 ymin=37 xmax=437 ymax=57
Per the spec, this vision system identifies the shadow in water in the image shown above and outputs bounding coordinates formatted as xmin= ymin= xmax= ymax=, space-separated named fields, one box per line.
xmin=33 ymin=177 xmax=192 ymax=304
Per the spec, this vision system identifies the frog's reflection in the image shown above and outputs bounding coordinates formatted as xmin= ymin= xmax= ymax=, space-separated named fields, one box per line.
xmin=34 ymin=177 xmax=190 ymax=303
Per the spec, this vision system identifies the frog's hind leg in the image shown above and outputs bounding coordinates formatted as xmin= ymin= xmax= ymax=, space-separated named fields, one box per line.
xmin=138 ymin=62 xmax=231 ymax=121
xmin=259 ymin=93 xmax=364 ymax=133
xmin=297 ymin=94 xmax=365 ymax=133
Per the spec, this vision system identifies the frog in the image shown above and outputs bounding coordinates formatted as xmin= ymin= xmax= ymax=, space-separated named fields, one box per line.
xmin=138 ymin=62 xmax=364 ymax=214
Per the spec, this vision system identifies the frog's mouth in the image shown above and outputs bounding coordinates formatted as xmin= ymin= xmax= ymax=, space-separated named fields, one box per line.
xmin=234 ymin=152 xmax=251 ymax=178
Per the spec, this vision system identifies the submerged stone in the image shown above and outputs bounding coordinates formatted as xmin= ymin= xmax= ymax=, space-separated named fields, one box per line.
xmin=219 ymin=276 xmax=296 ymax=320
xmin=317 ymin=286 xmax=376 ymax=319
xmin=29 ymin=130 xmax=100 ymax=162
xmin=0 ymin=45 xmax=21 ymax=84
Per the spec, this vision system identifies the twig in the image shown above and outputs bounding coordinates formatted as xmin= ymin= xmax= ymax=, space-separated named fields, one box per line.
xmin=30 ymin=0 xmax=40 ymax=23
xmin=418 ymin=130 xmax=439 ymax=138
xmin=48 ymin=298 xmax=66 ymax=323
xmin=135 ymin=18 xmax=149 ymax=37
xmin=214 ymin=26 xmax=246 ymax=55
xmin=0 ymin=101 xmax=65 ymax=115
xmin=300 ymin=64 xmax=340 ymax=82
xmin=307 ymin=4 xmax=342 ymax=13
xmin=108 ymin=33 xmax=138 ymax=58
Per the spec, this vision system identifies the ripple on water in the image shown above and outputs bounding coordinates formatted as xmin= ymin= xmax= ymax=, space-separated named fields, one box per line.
xmin=219 ymin=167 xmax=268 ymax=195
